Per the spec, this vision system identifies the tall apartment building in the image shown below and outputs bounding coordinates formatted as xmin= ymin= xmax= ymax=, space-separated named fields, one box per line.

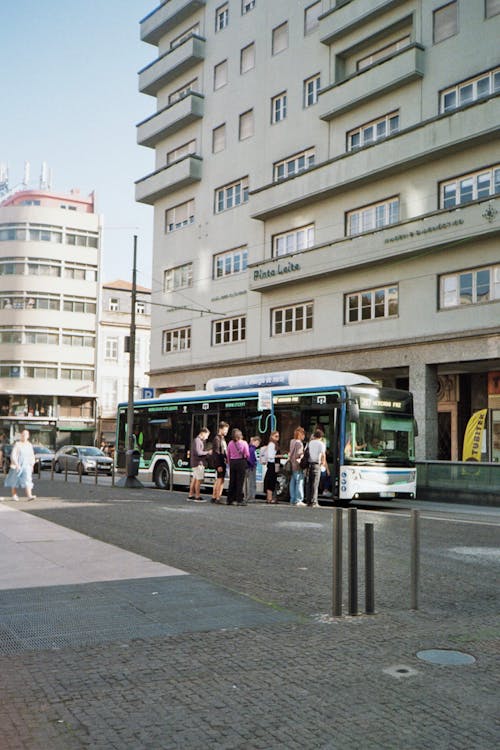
xmin=136 ymin=0 xmax=500 ymax=462
xmin=0 ymin=187 xmax=100 ymax=447
xmin=98 ymin=279 xmax=151 ymax=444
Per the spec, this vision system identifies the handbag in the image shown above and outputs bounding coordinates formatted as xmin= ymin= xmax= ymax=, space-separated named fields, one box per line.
xmin=299 ymin=446 xmax=310 ymax=471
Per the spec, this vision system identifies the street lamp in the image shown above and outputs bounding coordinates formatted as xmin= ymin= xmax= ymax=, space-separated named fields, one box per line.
xmin=117 ymin=235 xmax=143 ymax=488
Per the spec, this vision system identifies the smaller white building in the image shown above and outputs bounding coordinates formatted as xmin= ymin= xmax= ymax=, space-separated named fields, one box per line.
xmin=98 ymin=279 xmax=151 ymax=444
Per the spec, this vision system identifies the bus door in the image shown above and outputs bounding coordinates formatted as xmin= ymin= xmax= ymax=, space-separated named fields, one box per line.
xmin=291 ymin=393 xmax=341 ymax=497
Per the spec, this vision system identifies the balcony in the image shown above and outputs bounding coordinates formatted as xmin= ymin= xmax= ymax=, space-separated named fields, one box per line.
xmin=135 ymin=155 xmax=202 ymax=205
xmin=138 ymin=35 xmax=205 ymax=97
xmin=248 ymin=197 xmax=500 ymax=293
xmin=319 ymin=44 xmax=424 ymax=120
xmin=320 ymin=0 xmax=409 ymax=45
xmin=250 ymin=95 xmax=500 ymax=221
xmin=141 ymin=0 xmax=206 ymax=46
xmin=137 ymin=92 xmax=204 ymax=148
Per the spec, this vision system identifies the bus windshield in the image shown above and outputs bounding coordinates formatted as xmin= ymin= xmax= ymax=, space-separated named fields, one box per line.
xmin=345 ymin=412 xmax=415 ymax=464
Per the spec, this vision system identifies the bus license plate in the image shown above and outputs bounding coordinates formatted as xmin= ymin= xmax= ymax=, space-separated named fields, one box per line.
xmin=380 ymin=492 xmax=396 ymax=498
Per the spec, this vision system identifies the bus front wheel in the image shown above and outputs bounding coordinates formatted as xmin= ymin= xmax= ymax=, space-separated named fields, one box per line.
xmin=154 ymin=461 xmax=170 ymax=490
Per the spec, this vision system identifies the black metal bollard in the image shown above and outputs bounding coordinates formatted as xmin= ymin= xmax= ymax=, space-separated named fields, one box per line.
xmin=95 ymin=464 xmax=98 ymax=485
xmin=348 ymin=508 xmax=358 ymax=616
xmin=332 ymin=508 xmax=343 ymax=617
xmin=365 ymin=523 xmax=375 ymax=615
xmin=411 ymin=510 xmax=420 ymax=610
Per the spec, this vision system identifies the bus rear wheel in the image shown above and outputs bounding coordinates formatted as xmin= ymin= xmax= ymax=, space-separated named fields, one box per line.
xmin=154 ymin=461 xmax=170 ymax=490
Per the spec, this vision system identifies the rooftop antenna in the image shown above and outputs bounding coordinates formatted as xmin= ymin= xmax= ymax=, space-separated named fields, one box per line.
xmin=0 ymin=164 xmax=8 ymax=195
xmin=23 ymin=161 xmax=30 ymax=187
xmin=39 ymin=162 xmax=49 ymax=190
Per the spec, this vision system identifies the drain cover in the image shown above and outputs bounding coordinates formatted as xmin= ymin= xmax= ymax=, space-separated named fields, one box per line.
xmin=416 ymin=649 xmax=476 ymax=666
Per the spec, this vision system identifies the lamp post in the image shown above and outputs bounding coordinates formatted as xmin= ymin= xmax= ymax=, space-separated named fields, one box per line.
xmin=117 ymin=235 xmax=143 ymax=488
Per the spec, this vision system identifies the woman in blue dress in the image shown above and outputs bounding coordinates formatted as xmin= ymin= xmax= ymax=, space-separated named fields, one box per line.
xmin=4 ymin=430 xmax=36 ymax=501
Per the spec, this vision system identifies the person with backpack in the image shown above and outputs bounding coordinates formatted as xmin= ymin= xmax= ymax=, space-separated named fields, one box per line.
xmin=263 ymin=430 xmax=282 ymax=504
xmin=244 ymin=435 xmax=261 ymax=503
xmin=226 ymin=428 xmax=250 ymax=506
xmin=306 ymin=428 xmax=326 ymax=508
xmin=288 ymin=426 xmax=306 ymax=506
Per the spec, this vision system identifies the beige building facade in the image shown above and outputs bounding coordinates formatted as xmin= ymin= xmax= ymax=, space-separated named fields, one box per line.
xmin=136 ymin=0 xmax=500 ymax=461
xmin=0 ymin=187 xmax=100 ymax=447
xmin=98 ymin=279 xmax=151 ymax=444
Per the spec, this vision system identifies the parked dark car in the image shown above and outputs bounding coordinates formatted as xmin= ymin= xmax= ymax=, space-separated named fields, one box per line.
xmin=53 ymin=445 xmax=113 ymax=475
xmin=1 ymin=444 xmax=13 ymax=473
xmin=33 ymin=445 xmax=55 ymax=473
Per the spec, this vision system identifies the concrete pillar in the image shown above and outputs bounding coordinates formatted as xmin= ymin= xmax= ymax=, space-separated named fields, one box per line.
xmin=409 ymin=362 xmax=438 ymax=461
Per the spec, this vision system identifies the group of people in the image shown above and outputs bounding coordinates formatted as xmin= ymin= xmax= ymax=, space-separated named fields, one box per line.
xmin=188 ymin=423 xmax=330 ymax=508
xmin=188 ymin=423 xmax=261 ymax=505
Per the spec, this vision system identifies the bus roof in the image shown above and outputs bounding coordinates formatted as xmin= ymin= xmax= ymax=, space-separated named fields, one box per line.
xmin=206 ymin=369 xmax=373 ymax=392
xmin=118 ymin=370 xmax=374 ymax=409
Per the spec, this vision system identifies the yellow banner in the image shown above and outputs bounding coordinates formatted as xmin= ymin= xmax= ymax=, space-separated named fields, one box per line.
xmin=462 ymin=409 xmax=487 ymax=461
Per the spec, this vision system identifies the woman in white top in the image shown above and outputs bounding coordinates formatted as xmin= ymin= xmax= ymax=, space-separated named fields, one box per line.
xmin=4 ymin=429 xmax=36 ymax=501
xmin=264 ymin=430 xmax=282 ymax=504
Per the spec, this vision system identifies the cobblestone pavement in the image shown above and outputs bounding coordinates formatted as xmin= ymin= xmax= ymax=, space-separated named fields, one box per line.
xmin=0 ymin=480 xmax=498 ymax=749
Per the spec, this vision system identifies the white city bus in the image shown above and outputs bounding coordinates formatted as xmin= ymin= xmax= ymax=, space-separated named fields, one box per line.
xmin=116 ymin=370 xmax=417 ymax=502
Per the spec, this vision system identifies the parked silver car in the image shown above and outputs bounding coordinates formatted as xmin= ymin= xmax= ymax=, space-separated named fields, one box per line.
xmin=54 ymin=445 xmax=113 ymax=475
xmin=33 ymin=445 xmax=55 ymax=473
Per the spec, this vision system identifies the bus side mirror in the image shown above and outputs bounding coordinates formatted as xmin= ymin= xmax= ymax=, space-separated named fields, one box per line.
xmin=414 ymin=419 xmax=419 ymax=437
xmin=348 ymin=400 xmax=359 ymax=423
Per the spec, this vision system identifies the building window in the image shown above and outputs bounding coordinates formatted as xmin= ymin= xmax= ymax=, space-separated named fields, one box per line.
xmin=347 ymin=112 xmax=400 ymax=151
xmin=109 ymin=298 xmax=119 ymax=311
xmin=215 ymin=178 xmax=249 ymax=213
xmin=214 ymin=60 xmax=228 ymax=90
xmin=242 ymin=0 xmax=255 ymax=13
xmin=61 ymin=368 xmax=93 ymax=381
xmin=303 ymin=74 xmax=320 ymax=107
xmin=170 ymin=23 xmax=199 ymax=50
xmin=164 ymin=263 xmax=193 ymax=292
xmin=357 ymin=35 xmax=411 ymax=71
xmin=212 ymin=124 xmax=226 ymax=153
xmin=305 ymin=1 xmax=322 ymax=34
xmin=273 ymin=225 xmax=314 ymax=257
xmin=273 ymin=149 xmax=315 ymax=182
xmin=239 ymin=110 xmax=254 ymax=140
xmin=216 ymin=3 xmax=229 ymax=31
xmin=433 ymin=2 xmax=458 ymax=44
xmin=166 ymin=140 xmax=196 ymax=165
xmin=105 ymin=338 xmax=118 ymax=360
xmin=272 ymin=302 xmax=313 ymax=336
xmin=272 ymin=22 xmax=288 ymax=55
xmin=168 ymin=78 xmax=198 ymax=105
xmin=440 ymin=67 xmax=500 ymax=113
xmin=240 ymin=42 xmax=255 ymax=74
xmin=440 ymin=165 xmax=500 ymax=208
xmin=64 ymin=263 xmax=97 ymax=281
xmin=165 ymin=200 xmax=195 ymax=232
xmin=440 ymin=265 xmax=500 ymax=308
xmin=271 ymin=91 xmax=287 ymax=123
xmin=63 ymin=297 xmax=96 ymax=314
xmin=136 ymin=301 xmax=146 ymax=315
xmin=214 ymin=246 xmax=248 ymax=278
xmin=23 ymin=365 xmax=58 ymax=380
xmin=347 ymin=197 xmax=399 ymax=236
xmin=346 ymin=285 xmax=398 ymax=323
xmin=212 ymin=316 xmax=246 ymax=345
xmin=163 ymin=327 xmax=191 ymax=353
xmin=486 ymin=0 xmax=500 ymax=17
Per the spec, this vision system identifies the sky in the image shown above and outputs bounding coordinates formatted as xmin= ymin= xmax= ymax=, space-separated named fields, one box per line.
xmin=1 ymin=0 xmax=156 ymax=288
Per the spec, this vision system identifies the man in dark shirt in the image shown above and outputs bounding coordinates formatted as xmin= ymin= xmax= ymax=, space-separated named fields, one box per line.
xmin=188 ymin=427 xmax=210 ymax=502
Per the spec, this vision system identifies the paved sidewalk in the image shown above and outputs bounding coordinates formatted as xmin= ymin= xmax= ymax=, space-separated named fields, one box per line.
xmin=0 ymin=488 xmax=498 ymax=750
